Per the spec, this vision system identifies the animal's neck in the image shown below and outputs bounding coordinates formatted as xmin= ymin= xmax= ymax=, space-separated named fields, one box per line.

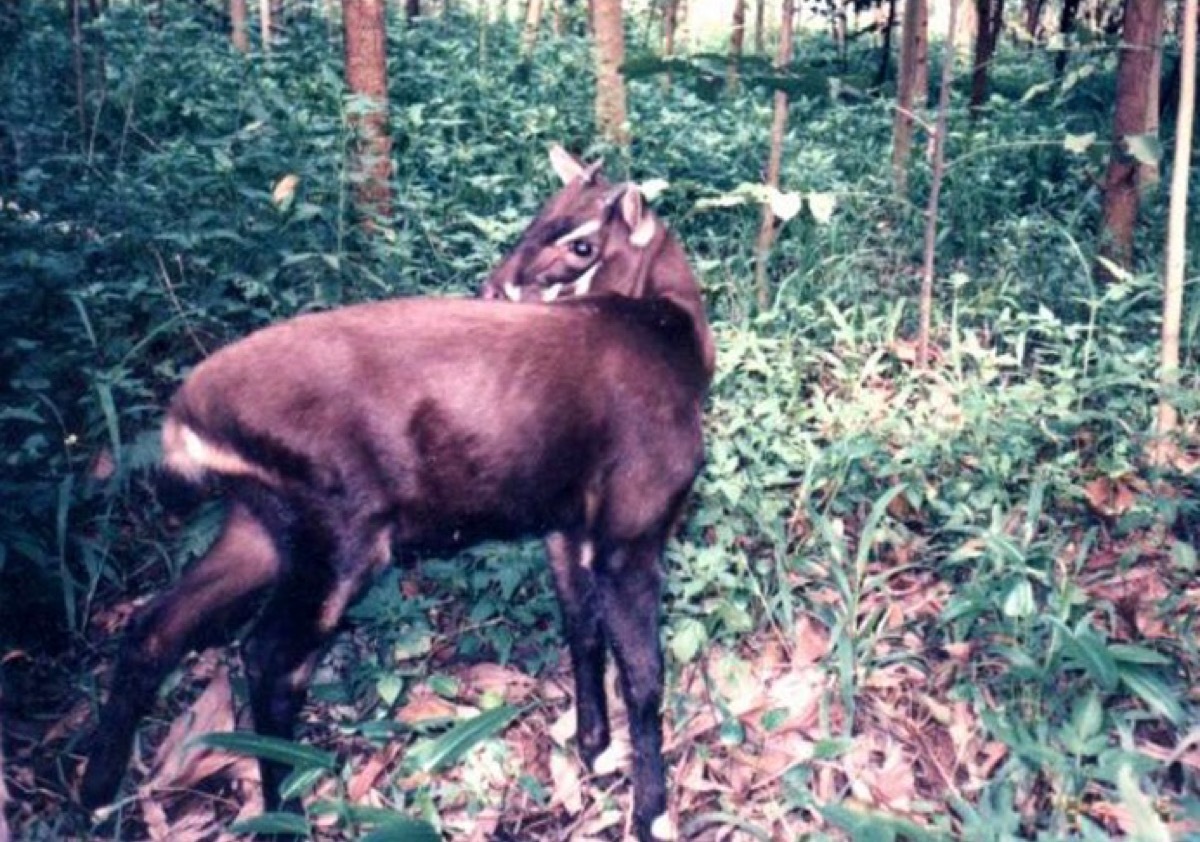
xmin=639 ymin=230 xmax=716 ymax=382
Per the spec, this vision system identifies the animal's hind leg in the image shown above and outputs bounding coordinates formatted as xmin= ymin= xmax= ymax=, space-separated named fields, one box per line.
xmin=595 ymin=535 xmax=669 ymax=842
xmin=243 ymin=520 xmax=390 ymax=809
xmin=81 ymin=502 xmax=282 ymax=808
xmin=545 ymin=532 xmax=609 ymax=769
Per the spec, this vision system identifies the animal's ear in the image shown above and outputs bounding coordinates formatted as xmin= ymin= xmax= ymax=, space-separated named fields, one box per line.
xmin=619 ymin=184 xmax=658 ymax=248
xmin=549 ymin=145 xmax=602 ymax=185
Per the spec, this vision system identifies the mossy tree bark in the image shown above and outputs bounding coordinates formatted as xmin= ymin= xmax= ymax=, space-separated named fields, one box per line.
xmin=521 ymin=0 xmax=544 ymax=58
xmin=728 ymin=0 xmax=747 ymax=92
xmin=754 ymin=0 xmax=765 ymax=53
xmin=1097 ymin=0 xmax=1163 ymax=276
xmin=753 ymin=0 xmax=795 ymax=308
xmin=875 ymin=0 xmax=897 ymax=86
xmin=968 ymin=0 xmax=1004 ymax=115
xmin=231 ymin=0 xmax=249 ymax=52
xmin=592 ymin=0 xmax=629 ymax=145
xmin=662 ymin=0 xmax=678 ymax=88
xmin=343 ymin=0 xmax=393 ymax=227
xmin=892 ymin=0 xmax=928 ymax=194
xmin=1053 ymin=0 xmax=1080 ymax=76
xmin=917 ymin=0 xmax=961 ymax=368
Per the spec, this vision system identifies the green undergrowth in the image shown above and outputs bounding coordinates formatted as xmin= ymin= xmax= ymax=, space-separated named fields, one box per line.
xmin=2 ymin=4 xmax=1199 ymax=840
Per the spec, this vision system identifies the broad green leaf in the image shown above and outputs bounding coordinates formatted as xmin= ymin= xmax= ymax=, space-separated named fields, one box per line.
xmin=694 ymin=193 xmax=748 ymax=210
xmin=230 ymin=812 xmax=312 ymax=835
xmin=360 ymin=817 xmax=443 ymax=842
xmin=638 ymin=178 xmax=670 ymax=201
xmin=768 ymin=187 xmax=802 ymax=222
xmin=1123 ymin=133 xmax=1161 ymax=167
xmin=194 ymin=732 xmax=337 ymax=770
xmin=377 ymin=672 xmax=404 ymax=707
xmin=1069 ymin=689 xmax=1103 ymax=743
xmin=427 ymin=674 xmax=460 ymax=698
xmin=404 ymin=705 xmax=523 ymax=773
xmin=812 ymin=737 xmax=853 ymax=759
xmin=1119 ymin=666 xmax=1184 ymax=725
xmin=1047 ymin=619 xmax=1118 ymax=690
xmin=1063 ymin=132 xmax=1096 ymax=154
xmin=1171 ymin=541 xmax=1197 ymax=572
xmin=279 ymin=766 xmax=328 ymax=801
xmin=1095 ymin=256 xmax=1133 ymax=283
xmin=1115 ymin=764 xmax=1171 ymax=842
xmin=1020 ymin=79 xmax=1054 ymax=103
xmin=807 ymin=192 xmax=836 ymax=224
xmin=718 ymin=716 xmax=746 ymax=746
xmin=670 ymin=617 xmax=708 ymax=663
xmin=1108 ymin=644 xmax=1172 ymax=666
xmin=1001 ymin=578 xmax=1035 ymax=618
xmin=855 ymin=485 xmax=908 ymax=570
xmin=820 ymin=802 xmax=950 ymax=841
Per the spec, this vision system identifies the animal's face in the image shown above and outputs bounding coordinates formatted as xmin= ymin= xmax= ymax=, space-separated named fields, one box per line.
xmin=481 ymin=146 xmax=658 ymax=303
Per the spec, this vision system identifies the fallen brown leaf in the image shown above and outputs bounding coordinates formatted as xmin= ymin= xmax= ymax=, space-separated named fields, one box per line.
xmin=143 ymin=665 xmax=238 ymax=796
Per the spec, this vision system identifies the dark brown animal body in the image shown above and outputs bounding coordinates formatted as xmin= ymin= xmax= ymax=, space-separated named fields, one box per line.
xmin=81 ymin=148 xmax=712 ymax=842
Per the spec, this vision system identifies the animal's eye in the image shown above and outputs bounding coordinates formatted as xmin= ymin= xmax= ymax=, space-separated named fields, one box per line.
xmin=569 ymin=240 xmax=594 ymax=258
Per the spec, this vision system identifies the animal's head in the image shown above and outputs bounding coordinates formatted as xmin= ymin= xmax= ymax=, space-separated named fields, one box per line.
xmin=481 ymin=146 xmax=664 ymax=304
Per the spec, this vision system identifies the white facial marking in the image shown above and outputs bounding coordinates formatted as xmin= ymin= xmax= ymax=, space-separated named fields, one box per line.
xmin=591 ymin=743 xmax=623 ymax=776
xmin=554 ymin=218 xmax=604 ymax=246
xmin=503 ymin=282 xmax=522 ymax=302
xmin=579 ymin=540 xmax=595 ymax=570
xmin=572 ymin=262 xmax=600 ymax=296
xmin=541 ymin=283 xmax=562 ymax=302
xmin=651 ymin=814 xmax=678 ymax=841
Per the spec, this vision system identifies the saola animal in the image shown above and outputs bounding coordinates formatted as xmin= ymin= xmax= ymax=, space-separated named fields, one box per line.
xmin=80 ymin=147 xmax=713 ymax=842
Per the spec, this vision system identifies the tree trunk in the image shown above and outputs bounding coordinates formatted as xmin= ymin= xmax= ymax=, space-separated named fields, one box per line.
xmin=833 ymin=0 xmax=848 ymax=65
xmin=753 ymin=0 xmax=796 ymax=308
xmin=892 ymin=0 xmax=928 ymax=193
xmin=592 ymin=0 xmax=628 ymax=145
xmin=71 ymin=0 xmax=87 ymax=143
xmin=662 ymin=0 xmax=677 ymax=88
xmin=1023 ymin=0 xmax=1045 ymax=42
xmin=1097 ymin=0 xmax=1163 ymax=275
xmin=876 ymin=0 xmax=897 ymax=85
xmin=1139 ymin=0 xmax=1164 ymax=185
xmin=728 ymin=0 xmax=747 ymax=92
xmin=918 ymin=0 xmax=961 ymax=368
xmin=521 ymin=0 xmax=544 ymax=57
xmin=754 ymin=0 xmax=765 ymax=53
xmin=1054 ymin=0 xmax=1080 ymax=76
xmin=1154 ymin=0 xmax=1195 ymax=439
xmin=231 ymin=0 xmax=249 ymax=51
xmin=912 ymin=0 xmax=929 ymax=101
xmin=343 ymin=0 xmax=393 ymax=226
xmin=259 ymin=0 xmax=271 ymax=52
xmin=955 ymin=0 xmax=976 ymax=56
xmin=969 ymin=0 xmax=1004 ymax=114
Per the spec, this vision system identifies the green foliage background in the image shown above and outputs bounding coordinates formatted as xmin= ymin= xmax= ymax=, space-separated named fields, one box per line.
xmin=1 ymin=3 xmax=1198 ymax=838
